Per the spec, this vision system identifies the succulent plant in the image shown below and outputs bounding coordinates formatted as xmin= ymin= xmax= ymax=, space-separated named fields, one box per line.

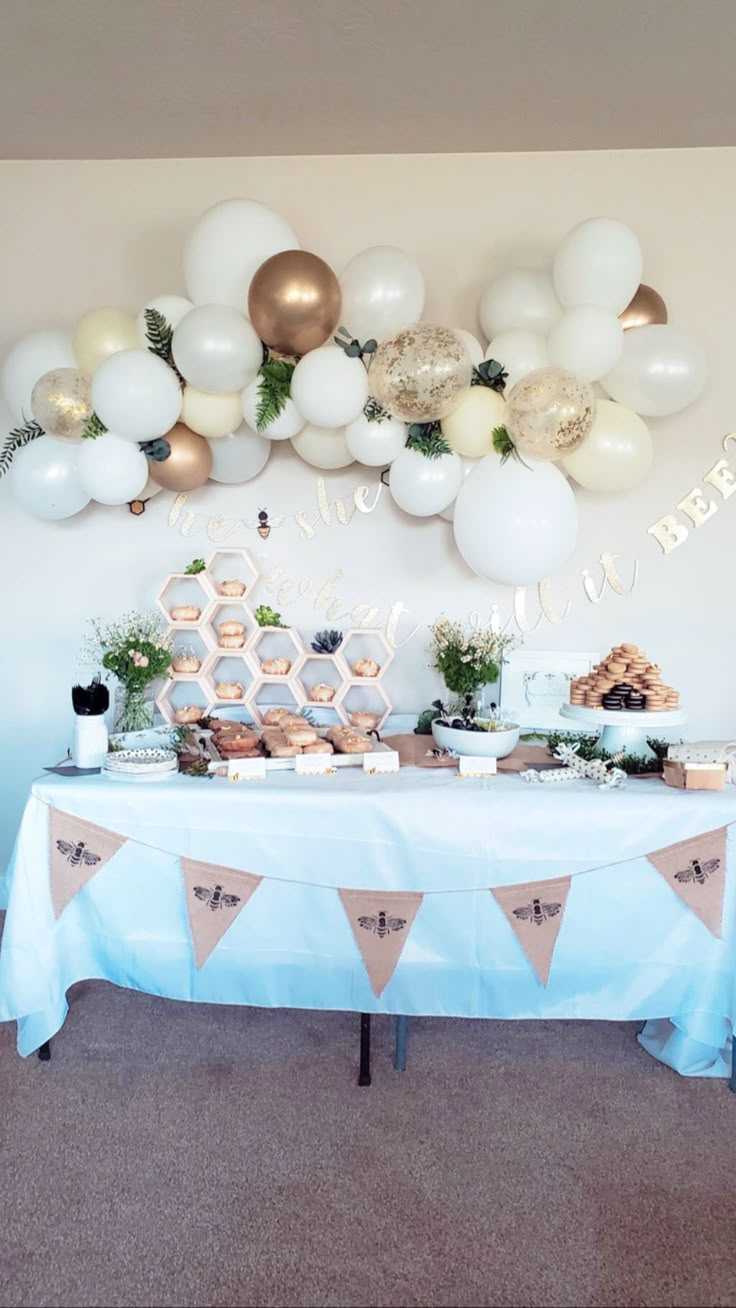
xmin=311 ymin=629 xmax=343 ymax=654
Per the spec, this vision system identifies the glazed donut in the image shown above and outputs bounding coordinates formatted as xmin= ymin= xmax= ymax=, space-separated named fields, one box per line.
xmin=309 ymin=683 xmax=336 ymax=703
xmin=263 ymin=707 xmax=290 ymax=726
xmin=171 ymin=604 xmax=201 ymax=622
xmin=219 ymin=633 xmax=245 ymax=649
xmin=215 ymin=682 xmax=244 ymax=700
xmin=350 ymin=711 xmax=378 ymax=730
xmin=284 ymin=726 xmax=318 ymax=747
xmin=353 ymin=657 xmax=380 ymax=678
xmin=303 ymin=740 xmax=334 ymax=755
xmin=261 ymin=657 xmax=292 ymax=676
xmin=270 ymin=744 xmax=302 ymax=758
xmin=218 ymin=579 xmax=246 ymax=597
xmin=174 ymin=705 xmax=204 ymax=724
xmin=172 ymin=654 xmax=201 ymax=674
xmin=219 ymin=620 xmax=245 ymax=637
xmin=336 ymin=735 xmax=370 ymax=754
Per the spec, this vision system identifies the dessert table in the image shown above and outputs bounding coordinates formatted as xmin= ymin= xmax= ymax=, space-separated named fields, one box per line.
xmin=1 ymin=764 xmax=736 ymax=1079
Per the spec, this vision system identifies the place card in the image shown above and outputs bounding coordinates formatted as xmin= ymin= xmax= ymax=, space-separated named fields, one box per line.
xmin=458 ymin=755 xmax=497 ymax=778
xmin=228 ymin=757 xmax=267 ymax=781
xmin=363 ymin=750 xmax=400 ymax=775
xmin=295 ymin=753 xmax=338 ymax=776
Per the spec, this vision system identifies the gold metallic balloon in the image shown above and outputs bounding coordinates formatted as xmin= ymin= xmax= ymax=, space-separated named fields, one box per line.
xmin=619 ymin=283 xmax=668 ymax=331
xmin=148 ymin=423 xmax=213 ymax=491
xmin=248 ymin=250 xmax=342 ymax=356
xmin=368 ymin=324 xmax=472 ymax=422
xmin=506 ymin=367 xmax=595 ymax=461
xmin=30 ymin=368 xmax=92 ymax=441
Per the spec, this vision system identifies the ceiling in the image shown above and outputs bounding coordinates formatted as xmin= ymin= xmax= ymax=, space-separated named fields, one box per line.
xmin=2 ymin=0 xmax=736 ymax=159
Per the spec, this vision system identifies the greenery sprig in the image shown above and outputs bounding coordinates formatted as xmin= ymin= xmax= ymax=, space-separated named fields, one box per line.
xmin=81 ymin=412 xmax=108 ymax=440
xmin=254 ymin=604 xmax=284 ymax=627
xmin=144 ymin=307 xmax=185 ymax=387
xmin=364 ymin=397 xmax=390 ymax=424
xmin=492 ymin=425 xmax=528 ymax=467
xmin=472 ymin=358 xmax=508 ymax=392
xmin=406 ymin=421 xmax=452 ymax=460
xmin=255 ymin=358 xmax=295 ymax=431
xmin=334 ymin=326 xmax=377 ymax=360
xmin=544 ymin=731 xmax=674 ymax=776
xmin=0 ymin=419 xmax=44 ymax=478
xmin=184 ymin=559 xmax=206 ymax=575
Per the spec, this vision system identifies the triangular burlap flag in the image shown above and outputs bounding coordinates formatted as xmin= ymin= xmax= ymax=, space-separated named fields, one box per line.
xmin=49 ymin=808 xmax=127 ymax=918
xmin=647 ymin=826 xmax=727 ymax=938
xmin=181 ymin=857 xmax=263 ymax=969
xmin=492 ymin=876 xmax=571 ymax=986
xmin=339 ymin=889 xmax=423 ymax=997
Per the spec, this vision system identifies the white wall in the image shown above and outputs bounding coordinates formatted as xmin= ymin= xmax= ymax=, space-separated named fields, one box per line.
xmin=1 ymin=150 xmax=735 ymax=871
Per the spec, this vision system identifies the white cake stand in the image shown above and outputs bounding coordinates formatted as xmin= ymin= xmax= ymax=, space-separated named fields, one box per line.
xmin=559 ymin=703 xmax=686 ymax=758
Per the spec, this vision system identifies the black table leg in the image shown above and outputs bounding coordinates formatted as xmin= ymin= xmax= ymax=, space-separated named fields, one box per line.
xmin=38 ymin=1040 xmax=51 ymax=1062
xmin=730 ymin=1031 xmax=736 ymax=1093
xmin=358 ymin=1013 xmax=371 ymax=1086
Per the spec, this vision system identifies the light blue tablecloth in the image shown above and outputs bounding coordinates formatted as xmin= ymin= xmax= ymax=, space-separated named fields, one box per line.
xmin=1 ymin=768 xmax=736 ymax=1073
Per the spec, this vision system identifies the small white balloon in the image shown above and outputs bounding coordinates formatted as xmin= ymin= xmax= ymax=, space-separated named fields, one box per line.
xmin=9 ymin=435 xmax=89 ymax=520
xmin=553 ymin=217 xmax=643 ymax=313
xmin=208 ymin=423 xmax=272 ymax=483
xmin=290 ymin=346 xmax=368 ymax=428
xmin=2 ymin=329 xmax=76 ymax=423
xmin=479 ymin=269 xmax=561 ymax=339
xmin=290 ymin=423 xmax=356 ymax=470
xmin=91 ymin=349 xmax=183 ymax=441
xmin=453 ymin=452 xmax=578 ymax=586
xmin=339 ymin=246 xmax=425 ymax=343
xmin=183 ymin=198 xmax=299 ymax=309
xmin=486 ymin=329 xmax=549 ymax=392
xmin=547 ymin=305 xmax=624 ymax=381
xmin=562 ymin=399 xmax=653 ymax=493
xmin=345 ymin=411 xmax=407 ymax=466
xmin=136 ymin=295 xmax=195 ymax=344
xmin=601 ymin=324 xmax=707 ymax=417
xmin=439 ymin=457 xmax=479 ymax=521
xmin=241 ymin=374 xmax=305 ymax=440
xmin=180 ymin=386 xmax=243 ymax=438
xmin=77 ymin=433 xmax=148 ymax=505
xmin=452 ymin=329 xmax=485 ymax=368
xmin=172 ymin=304 xmax=263 ymax=393
xmin=389 ymin=446 xmax=463 ymax=517
xmin=138 ymin=475 xmax=164 ymax=501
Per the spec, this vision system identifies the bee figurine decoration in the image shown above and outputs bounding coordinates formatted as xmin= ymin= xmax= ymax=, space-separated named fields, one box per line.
xmin=257 ymin=509 xmax=271 ymax=540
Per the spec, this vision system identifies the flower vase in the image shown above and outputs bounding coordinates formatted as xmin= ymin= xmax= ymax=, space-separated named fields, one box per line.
xmin=113 ymin=684 xmax=155 ymax=735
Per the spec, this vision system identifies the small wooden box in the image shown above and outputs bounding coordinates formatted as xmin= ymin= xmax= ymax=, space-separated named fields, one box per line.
xmin=663 ymin=760 xmax=727 ymax=791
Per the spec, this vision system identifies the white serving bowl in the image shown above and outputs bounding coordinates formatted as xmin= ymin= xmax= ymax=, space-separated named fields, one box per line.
xmin=431 ymin=719 xmax=520 ymax=758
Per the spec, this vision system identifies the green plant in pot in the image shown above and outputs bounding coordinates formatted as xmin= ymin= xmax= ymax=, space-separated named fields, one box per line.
xmin=429 ymin=617 xmax=518 ymax=732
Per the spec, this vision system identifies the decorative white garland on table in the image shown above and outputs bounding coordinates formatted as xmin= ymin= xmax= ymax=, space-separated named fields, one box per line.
xmin=522 ymin=741 xmax=627 ymax=790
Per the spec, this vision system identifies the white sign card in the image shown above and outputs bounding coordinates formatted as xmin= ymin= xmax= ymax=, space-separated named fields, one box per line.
xmin=295 ymin=753 xmax=338 ymax=776
xmin=458 ymin=756 xmax=497 ymax=778
xmin=363 ymin=750 xmax=400 ymax=775
xmin=227 ymin=757 xmax=267 ymax=781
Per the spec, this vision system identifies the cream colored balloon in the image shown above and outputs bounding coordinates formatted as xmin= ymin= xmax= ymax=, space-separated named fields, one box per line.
xmin=441 ymin=386 xmax=507 ymax=458
xmin=290 ymin=423 xmax=356 ymax=470
xmin=180 ymin=385 xmax=242 ymax=438
xmin=562 ymin=398 xmax=653 ymax=493
xmin=73 ymin=308 xmax=138 ymax=374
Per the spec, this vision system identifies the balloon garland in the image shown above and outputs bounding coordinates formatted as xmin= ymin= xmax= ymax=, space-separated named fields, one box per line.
xmin=0 ymin=201 xmax=707 ymax=589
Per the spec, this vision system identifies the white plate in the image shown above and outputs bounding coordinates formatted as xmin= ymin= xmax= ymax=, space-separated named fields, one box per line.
xmin=105 ymin=748 xmax=178 ymax=773
xmin=102 ymin=769 xmax=176 ymax=783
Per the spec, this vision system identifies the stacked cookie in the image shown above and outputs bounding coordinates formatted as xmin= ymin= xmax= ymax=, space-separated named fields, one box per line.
xmin=570 ymin=643 xmax=680 ymax=712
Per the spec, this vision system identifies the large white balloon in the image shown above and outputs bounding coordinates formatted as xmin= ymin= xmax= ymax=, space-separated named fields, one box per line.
xmin=9 ymin=435 xmax=89 ymax=520
xmin=562 ymin=399 xmax=653 ymax=493
xmin=479 ymin=269 xmax=561 ymax=339
xmin=181 ymin=386 xmax=243 ymax=438
xmin=290 ymin=346 xmax=368 ymax=428
xmin=439 ymin=457 xmax=479 ymax=521
xmin=208 ymin=423 xmax=272 ymax=483
xmin=345 ymin=411 xmax=407 ymax=466
xmin=241 ymin=374 xmax=305 ymax=440
xmin=77 ymin=433 xmax=148 ymax=505
xmin=389 ymin=446 xmax=463 ymax=516
xmin=290 ymin=423 xmax=356 ymax=469
xmin=2 ymin=330 xmax=76 ymax=423
xmin=339 ymin=246 xmax=425 ymax=343
xmin=486 ymin=330 xmax=549 ymax=392
xmin=136 ymin=294 xmax=194 ymax=344
xmin=172 ymin=305 xmax=262 ymax=393
xmin=91 ymin=349 xmax=182 ymax=441
xmin=183 ymin=198 xmax=299 ymax=309
xmin=452 ymin=329 xmax=484 ymax=368
xmin=453 ymin=453 xmax=578 ymax=585
xmin=601 ymin=324 xmax=707 ymax=417
xmin=441 ymin=386 xmax=507 ymax=458
xmin=553 ymin=217 xmax=643 ymax=313
xmin=547 ymin=305 xmax=623 ymax=382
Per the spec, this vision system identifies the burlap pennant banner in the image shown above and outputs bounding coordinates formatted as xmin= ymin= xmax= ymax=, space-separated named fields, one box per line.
xmin=339 ymin=889 xmax=423 ymax=996
xmin=49 ymin=807 xmax=127 ymax=918
xmin=492 ymin=876 xmax=571 ymax=986
xmin=647 ymin=826 xmax=727 ymax=938
xmin=181 ymin=857 xmax=263 ymax=969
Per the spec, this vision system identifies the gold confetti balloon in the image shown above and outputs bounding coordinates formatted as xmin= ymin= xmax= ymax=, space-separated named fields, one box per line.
xmin=31 ymin=368 xmax=92 ymax=441
xmin=505 ymin=367 xmax=595 ymax=461
xmin=368 ymin=324 xmax=472 ymax=422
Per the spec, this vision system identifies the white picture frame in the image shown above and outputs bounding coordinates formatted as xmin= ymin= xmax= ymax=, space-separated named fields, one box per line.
xmin=499 ymin=650 xmax=600 ymax=731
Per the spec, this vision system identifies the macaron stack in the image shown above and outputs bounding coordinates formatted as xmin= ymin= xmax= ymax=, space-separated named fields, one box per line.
xmin=570 ymin=644 xmax=680 ymax=712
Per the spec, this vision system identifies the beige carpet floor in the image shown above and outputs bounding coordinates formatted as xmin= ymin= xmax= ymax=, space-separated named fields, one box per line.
xmin=2 ymin=983 xmax=736 ymax=1308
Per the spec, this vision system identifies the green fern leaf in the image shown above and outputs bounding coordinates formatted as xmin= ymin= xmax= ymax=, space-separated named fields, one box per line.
xmin=0 ymin=419 xmax=44 ymax=477
xmin=255 ymin=359 xmax=295 ymax=432
xmin=492 ymin=425 xmax=528 ymax=467
xmin=81 ymin=412 xmax=107 ymax=440
xmin=405 ymin=421 xmax=452 ymax=460
xmin=144 ymin=307 xmax=185 ymax=387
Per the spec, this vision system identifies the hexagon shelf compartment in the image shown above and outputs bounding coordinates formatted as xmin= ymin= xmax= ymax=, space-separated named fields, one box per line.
xmin=297 ymin=653 xmax=350 ymax=719
xmin=157 ymin=574 xmax=215 ymax=629
xmin=156 ymin=676 xmax=213 ymax=726
xmin=202 ymin=651 xmax=259 ymax=709
xmin=168 ymin=630 xmax=212 ymax=679
xmin=340 ymin=629 xmax=394 ymax=684
xmin=205 ymin=548 xmax=260 ymax=600
xmin=249 ymin=626 xmax=306 ymax=679
xmin=335 ymin=680 xmax=392 ymax=731
xmin=207 ymin=600 xmax=258 ymax=654
xmin=245 ymin=677 xmax=306 ymax=727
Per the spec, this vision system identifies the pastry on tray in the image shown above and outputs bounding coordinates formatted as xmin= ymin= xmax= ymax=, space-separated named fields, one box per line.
xmin=350 ymin=711 xmax=378 ymax=730
xmin=569 ymin=643 xmax=680 ymax=712
xmin=174 ymin=705 xmax=205 ymax=724
xmin=284 ymin=725 xmax=318 ymax=746
xmin=263 ymin=707 xmax=290 ymax=726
